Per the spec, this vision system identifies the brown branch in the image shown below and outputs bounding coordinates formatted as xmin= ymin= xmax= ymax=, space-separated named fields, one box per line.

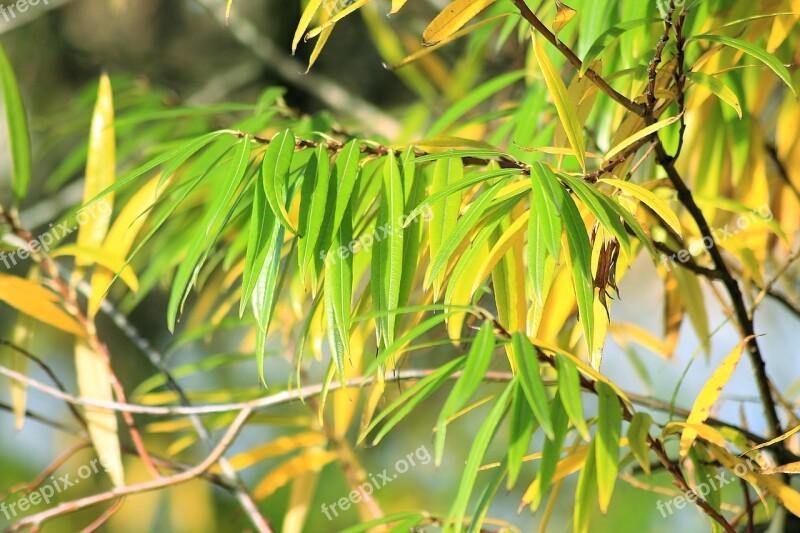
xmin=3 ymin=407 xmax=253 ymax=533
xmin=509 ymin=0 xmax=644 ymax=115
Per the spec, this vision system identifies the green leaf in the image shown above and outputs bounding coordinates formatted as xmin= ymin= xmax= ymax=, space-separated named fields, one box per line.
xmin=241 ymin=165 xmax=277 ymax=315
xmin=324 ymin=203 xmax=353 ymax=382
xmin=428 ymin=155 xmax=464 ymax=298
xmin=262 ymin=129 xmax=298 ymax=233
xmin=435 ymin=322 xmax=495 ymax=466
xmin=689 ymin=34 xmax=797 ymax=96
xmin=556 ymin=354 xmax=590 ymax=441
xmin=507 ymin=382 xmax=537 ymax=490
xmin=560 ymin=188 xmax=595 ymax=356
xmin=0 ymin=44 xmax=32 ymax=202
xmin=511 ymin=332 xmax=554 ymax=439
xmin=298 ymin=145 xmax=331 ymax=289
xmin=528 ymin=396 xmax=569 ymax=510
xmin=574 ymin=440 xmax=598 ymax=533
xmin=330 ymin=140 xmax=362 ymax=237
xmin=627 ymin=412 xmax=652 ymax=475
xmin=595 ymin=381 xmax=621 ymax=513
xmin=685 ymin=71 xmax=743 ymax=119
xmin=530 ymin=162 xmax=564 ymax=258
xmin=363 ymin=356 xmax=467 ymax=445
xmin=580 ymin=18 xmax=662 ymax=76
xmin=446 ymin=381 xmax=513 ymax=533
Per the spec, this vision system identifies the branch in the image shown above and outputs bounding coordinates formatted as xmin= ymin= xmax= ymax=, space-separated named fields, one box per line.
xmin=4 ymin=407 xmax=253 ymax=532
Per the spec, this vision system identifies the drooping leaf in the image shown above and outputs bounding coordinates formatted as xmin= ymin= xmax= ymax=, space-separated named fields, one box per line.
xmin=627 ymin=412 xmax=652 ymax=475
xmin=0 ymin=274 xmax=84 ymax=336
xmin=560 ymin=188 xmax=595 ymax=356
xmin=0 ymin=44 xmax=31 ymax=202
xmin=422 ymin=0 xmax=498 ymax=46
xmin=556 ymin=354 xmax=590 ymax=441
xmin=685 ymin=71 xmax=743 ymax=119
xmin=511 ymin=332 xmax=554 ymax=439
xmin=595 ymin=381 xmax=621 ymax=513
xmin=262 ymin=129 xmax=298 ymax=234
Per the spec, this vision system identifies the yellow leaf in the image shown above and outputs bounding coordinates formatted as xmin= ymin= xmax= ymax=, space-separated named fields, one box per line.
xmin=225 ymin=0 xmax=233 ymax=22
xmin=75 ymin=339 xmax=124 ymax=487
xmin=390 ymin=0 xmax=408 ymax=14
xmin=77 ymin=74 xmax=115 ymax=264
xmin=532 ymin=33 xmax=586 ymax=172
xmin=708 ymin=443 xmax=800 ymax=517
xmin=746 ymin=424 xmax=800 ymax=454
xmin=679 ymin=336 xmax=755 ymax=458
xmin=0 ymin=274 xmax=84 ymax=336
xmin=471 ymin=210 xmax=529 ymax=297
xmin=553 ymin=0 xmax=576 ymax=37
xmin=51 ymin=245 xmax=139 ymax=292
xmin=602 ymin=114 xmax=682 ymax=162
xmin=88 ymin=174 xmax=163 ymax=318
xmin=292 ymin=0 xmax=322 ymax=53
xmin=664 ymin=421 xmax=728 ymax=448
xmin=306 ymin=0 xmax=371 ymax=40
xmin=600 ymin=177 xmax=682 ymax=236
xmin=760 ymin=462 xmax=800 ymax=475
xmin=214 ymin=432 xmax=327 ymax=472
xmin=7 ymin=312 xmax=34 ymax=430
xmin=422 ymin=0 xmax=498 ymax=46
xmin=253 ymin=449 xmax=337 ymax=500
xmin=282 ymin=470 xmax=320 ymax=533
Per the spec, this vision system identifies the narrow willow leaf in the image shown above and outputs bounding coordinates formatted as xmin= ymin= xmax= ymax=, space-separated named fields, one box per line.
xmin=363 ymin=357 xmax=466 ymax=445
xmin=524 ymin=396 xmax=568 ymax=510
xmin=253 ymin=225 xmax=286 ymax=386
xmin=305 ymin=0 xmax=370 ymax=39
xmin=446 ymin=381 xmax=513 ymax=533
xmin=580 ymin=18 xmax=661 ymax=76
xmin=8 ymin=312 xmax=34 ymax=430
xmin=390 ymin=0 xmax=408 ymax=14
xmin=0 ymin=44 xmax=31 ymax=202
xmin=398 ymin=148 xmax=424 ymax=315
xmin=422 ymin=0 xmax=498 ymax=45
xmin=599 ymin=177 xmax=682 ymax=236
xmin=627 ymin=412 xmax=652 ymax=475
xmin=507 ymin=382 xmax=537 ymax=489
xmin=595 ymin=381 xmax=621 ymax=513
xmin=298 ymin=146 xmax=331 ymax=289
xmin=530 ymin=162 xmax=563 ymax=258
xmin=511 ymin=332 xmax=554 ymax=439
xmin=532 ymin=33 xmax=586 ymax=172
xmin=746 ymin=424 xmax=800 ymax=454
xmin=467 ymin=465 xmax=505 ymax=533
xmin=75 ymin=340 xmax=124 ymax=487
xmin=680 ymin=336 xmax=754 ymax=457
xmin=292 ymin=0 xmax=323 ymax=53
xmin=685 ymin=71 xmax=743 ymax=119
xmin=574 ymin=440 xmax=598 ymax=533
xmin=324 ymin=203 xmax=353 ymax=382
xmin=428 ymin=155 xmax=463 ymax=298
xmin=373 ymin=152 xmax=404 ymax=346
xmin=242 ymin=162 xmax=277 ymax=315
xmin=253 ymin=449 xmax=337 ymax=500
xmin=0 ymin=274 xmax=84 ymax=336
xmin=283 ymin=470 xmax=320 ymax=533
xmin=435 ymin=322 xmax=495 ymax=466
xmin=77 ymin=74 xmax=115 ymax=264
xmin=604 ymin=114 xmax=682 ymax=161
xmin=556 ymin=354 xmax=590 ymax=441
xmin=560 ymin=188 xmax=595 ymax=356
xmin=262 ymin=129 xmax=298 ymax=233
xmin=689 ymin=34 xmax=797 ymax=96
xmin=330 ymin=140 xmax=361 ymax=237
xmin=168 ymin=139 xmax=251 ymax=330
xmin=428 ymin=180 xmax=504 ymax=285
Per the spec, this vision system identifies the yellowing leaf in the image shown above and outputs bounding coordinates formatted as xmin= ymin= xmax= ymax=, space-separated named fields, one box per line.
xmin=75 ymin=339 xmax=124 ymax=487
xmin=602 ymin=114 xmax=682 ymax=162
xmin=51 ymin=245 xmax=139 ymax=293
xmin=390 ymin=0 xmax=408 ymax=14
xmin=679 ymin=336 xmax=755 ymax=458
xmin=283 ymin=470 xmax=320 ymax=533
xmin=760 ymin=462 xmax=800 ymax=475
xmin=77 ymin=74 xmax=115 ymax=264
xmin=306 ymin=0 xmax=371 ymax=40
xmin=746 ymin=423 xmax=800 ymax=454
xmin=553 ymin=0 xmax=576 ymax=37
xmin=685 ymin=71 xmax=742 ymax=119
xmin=214 ymin=432 xmax=327 ymax=472
xmin=422 ymin=0 xmax=498 ymax=46
xmin=0 ymin=274 xmax=84 ymax=336
xmin=253 ymin=449 xmax=337 ymax=500
xmin=292 ymin=0 xmax=322 ymax=53
xmin=600 ymin=178 xmax=682 ymax=236
xmin=88 ymin=174 xmax=163 ymax=318
xmin=532 ymin=33 xmax=586 ymax=172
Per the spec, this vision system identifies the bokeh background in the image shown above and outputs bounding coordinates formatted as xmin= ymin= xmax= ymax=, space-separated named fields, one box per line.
xmin=0 ymin=0 xmax=797 ymax=531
